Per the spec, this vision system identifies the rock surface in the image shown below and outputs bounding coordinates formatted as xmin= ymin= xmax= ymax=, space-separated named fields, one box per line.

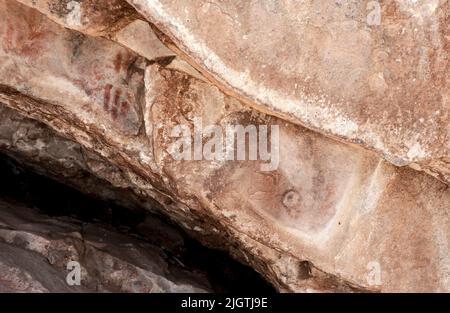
xmin=16 ymin=0 xmax=140 ymax=37
xmin=0 ymin=0 xmax=449 ymax=292
xmin=128 ymin=0 xmax=450 ymax=184
xmin=0 ymin=198 xmax=212 ymax=292
xmin=0 ymin=135 xmax=274 ymax=293
xmin=144 ymin=65 xmax=450 ymax=292
xmin=16 ymin=0 xmax=205 ymax=80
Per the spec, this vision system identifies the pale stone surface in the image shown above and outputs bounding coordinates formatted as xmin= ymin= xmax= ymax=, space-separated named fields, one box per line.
xmin=0 ymin=0 xmax=449 ymax=292
xmin=0 ymin=199 xmax=211 ymax=292
xmin=112 ymin=19 xmax=174 ymax=60
xmin=128 ymin=0 xmax=450 ymax=183
xmin=16 ymin=0 xmax=139 ymax=37
xmin=16 ymin=0 xmax=204 ymax=81
xmin=144 ymin=65 xmax=450 ymax=292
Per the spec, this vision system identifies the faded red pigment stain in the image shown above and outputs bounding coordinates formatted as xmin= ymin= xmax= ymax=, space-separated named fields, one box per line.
xmin=114 ymin=53 xmax=122 ymax=73
xmin=1 ymin=12 xmax=48 ymax=58
xmin=103 ymin=84 xmax=113 ymax=111
xmin=111 ymin=89 xmax=122 ymax=119
xmin=120 ymin=101 xmax=129 ymax=117
xmin=103 ymin=84 xmax=131 ymax=120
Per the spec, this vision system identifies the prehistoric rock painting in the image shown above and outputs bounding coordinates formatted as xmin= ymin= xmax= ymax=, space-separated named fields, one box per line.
xmin=0 ymin=0 xmax=449 ymax=293
xmin=0 ymin=0 xmax=143 ymax=136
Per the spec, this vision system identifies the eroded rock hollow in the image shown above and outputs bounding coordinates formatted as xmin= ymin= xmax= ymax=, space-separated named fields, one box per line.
xmin=0 ymin=0 xmax=448 ymax=292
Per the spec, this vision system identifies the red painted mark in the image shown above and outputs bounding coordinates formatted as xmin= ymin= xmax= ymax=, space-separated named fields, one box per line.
xmin=114 ymin=53 xmax=122 ymax=73
xmin=111 ymin=106 xmax=118 ymax=119
xmin=103 ymin=84 xmax=113 ymax=111
xmin=111 ymin=89 xmax=122 ymax=120
xmin=114 ymin=89 xmax=121 ymax=107
xmin=120 ymin=101 xmax=129 ymax=117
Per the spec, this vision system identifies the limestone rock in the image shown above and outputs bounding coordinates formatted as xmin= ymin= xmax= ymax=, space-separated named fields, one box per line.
xmin=0 ymin=106 xmax=274 ymax=293
xmin=15 ymin=0 xmax=139 ymax=37
xmin=0 ymin=0 xmax=449 ymax=292
xmin=144 ymin=65 xmax=450 ymax=292
xmin=16 ymin=0 xmax=204 ymax=80
xmin=0 ymin=199 xmax=211 ymax=292
xmin=128 ymin=0 xmax=450 ymax=183
xmin=0 ymin=104 xmax=163 ymax=215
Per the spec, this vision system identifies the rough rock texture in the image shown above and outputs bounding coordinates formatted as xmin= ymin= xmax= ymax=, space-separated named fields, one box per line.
xmin=128 ymin=0 xmax=450 ymax=184
xmin=145 ymin=65 xmax=450 ymax=292
xmin=0 ymin=0 xmax=449 ymax=292
xmin=16 ymin=0 xmax=140 ymax=37
xmin=16 ymin=0 xmax=205 ymax=80
xmin=0 ymin=198 xmax=211 ymax=292
xmin=0 ymin=134 xmax=274 ymax=293
xmin=0 ymin=104 xmax=164 ymax=216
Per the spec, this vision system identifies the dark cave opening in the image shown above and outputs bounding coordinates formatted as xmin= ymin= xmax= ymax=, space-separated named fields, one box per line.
xmin=0 ymin=152 xmax=275 ymax=293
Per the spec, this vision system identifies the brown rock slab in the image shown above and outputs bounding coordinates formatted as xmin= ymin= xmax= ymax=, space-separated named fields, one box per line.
xmin=16 ymin=0 xmax=204 ymax=79
xmin=0 ymin=1 xmax=449 ymax=292
xmin=128 ymin=0 xmax=450 ymax=183
xmin=144 ymin=64 xmax=450 ymax=292
xmin=0 ymin=199 xmax=211 ymax=292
